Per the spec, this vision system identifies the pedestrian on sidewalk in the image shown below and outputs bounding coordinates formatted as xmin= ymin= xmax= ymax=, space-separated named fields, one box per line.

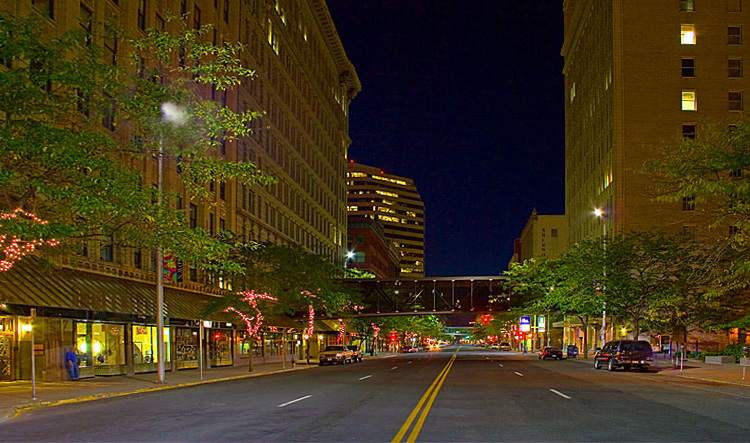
xmin=65 ymin=345 xmax=79 ymax=381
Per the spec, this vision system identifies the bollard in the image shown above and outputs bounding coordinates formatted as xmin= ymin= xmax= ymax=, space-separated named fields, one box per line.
xmin=743 ymin=347 xmax=747 ymax=381
xmin=680 ymin=345 xmax=684 ymax=374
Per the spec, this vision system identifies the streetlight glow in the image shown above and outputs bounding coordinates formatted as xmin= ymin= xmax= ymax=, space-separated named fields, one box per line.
xmin=594 ymin=208 xmax=604 ymax=217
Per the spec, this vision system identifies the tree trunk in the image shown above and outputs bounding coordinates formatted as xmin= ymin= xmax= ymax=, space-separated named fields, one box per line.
xmin=633 ymin=317 xmax=640 ymax=340
xmin=579 ymin=316 xmax=589 ymax=359
xmin=738 ymin=327 xmax=748 ymax=345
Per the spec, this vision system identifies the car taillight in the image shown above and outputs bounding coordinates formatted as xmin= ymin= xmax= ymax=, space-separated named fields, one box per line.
xmin=615 ymin=352 xmax=621 ymax=359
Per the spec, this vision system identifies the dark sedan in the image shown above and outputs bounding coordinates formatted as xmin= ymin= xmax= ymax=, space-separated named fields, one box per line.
xmin=538 ymin=346 xmax=565 ymax=360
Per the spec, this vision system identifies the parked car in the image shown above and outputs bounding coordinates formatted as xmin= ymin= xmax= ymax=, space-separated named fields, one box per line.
xmin=538 ymin=346 xmax=565 ymax=360
xmin=490 ymin=343 xmax=500 ymax=350
xmin=594 ymin=340 xmax=654 ymax=371
xmin=403 ymin=346 xmax=417 ymax=353
xmin=498 ymin=342 xmax=512 ymax=351
xmin=347 ymin=345 xmax=363 ymax=362
xmin=319 ymin=345 xmax=353 ymax=366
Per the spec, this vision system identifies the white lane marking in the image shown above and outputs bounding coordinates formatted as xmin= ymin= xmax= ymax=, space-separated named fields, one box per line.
xmin=277 ymin=395 xmax=312 ymax=408
xmin=359 ymin=375 xmax=372 ymax=381
xmin=391 ymin=366 xmax=398 ymax=370
xmin=514 ymin=372 xmax=524 ymax=377
xmin=550 ymin=389 xmax=571 ymax=399
xmin=408 ymin=361 xmax=413 ymax=364
xmin=498 ymin=364 xmax=504 ymax=367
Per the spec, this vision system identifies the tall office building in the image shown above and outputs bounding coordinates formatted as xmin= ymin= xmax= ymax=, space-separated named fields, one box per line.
xmin=563 ymin=0 xmax=747 ymax=244
xmin=0 ymin=0 xmax=358 ymax=381
xmin=347 ymin=162 xmax=426 ymax=278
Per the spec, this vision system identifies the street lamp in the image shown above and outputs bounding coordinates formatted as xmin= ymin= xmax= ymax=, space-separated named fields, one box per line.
xmin=155 ymin=102 xmax=185 ymax=384
xmin=595 ymin=208 xmax=607 ymax=346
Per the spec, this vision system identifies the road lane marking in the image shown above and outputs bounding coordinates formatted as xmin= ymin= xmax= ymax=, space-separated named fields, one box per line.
xmin=498 ymin=364 xmax=504 ymax=367
xmin=514 ymin=372 xmax=524 ymax=377
xmin=359 ymin=375 xmax=372 ymax=381
xmin=391 ymin=366 xmax=398 ymax=370
xmin=277 ymin=395 xmax=312 ymax=408
xmin=549 ymin=389 xmax=571 ymax=399
xmin=408 ymin=361 xmax=412 ymax=364
xmin=392 ymin=353 xmax=457 ymax=443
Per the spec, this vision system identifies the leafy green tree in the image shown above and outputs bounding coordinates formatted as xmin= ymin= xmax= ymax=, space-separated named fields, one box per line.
xmin=210 ymin=243 xmax=360 ymax=319
xmin=0 ymin=14 xmax=273 ymax=272
xmin=644 ymin=119 xmax=750 ymax=341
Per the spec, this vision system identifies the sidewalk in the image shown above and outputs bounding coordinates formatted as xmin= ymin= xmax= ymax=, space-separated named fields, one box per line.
xmin=564 ymin=353 xmax=750 ymax=387
xmin=0 ymin=353 xmax=398 ymax=422
xmin=0 ymin=360 xmax=311 ymax=422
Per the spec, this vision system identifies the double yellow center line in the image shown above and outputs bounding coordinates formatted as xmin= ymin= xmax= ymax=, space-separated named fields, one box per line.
xmin=392 ymin=353 xmax=457 ymax=443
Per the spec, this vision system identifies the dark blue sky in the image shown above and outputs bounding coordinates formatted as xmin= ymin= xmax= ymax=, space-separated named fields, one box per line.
xmin=327 ymin=1 xmax=565 ymax=277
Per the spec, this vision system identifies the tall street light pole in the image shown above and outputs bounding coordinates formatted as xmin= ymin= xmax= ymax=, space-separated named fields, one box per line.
xmin=595 ymin=208 xmax=607 ymax=346
xmin=155 ymin=102 xmax=185 ymax=384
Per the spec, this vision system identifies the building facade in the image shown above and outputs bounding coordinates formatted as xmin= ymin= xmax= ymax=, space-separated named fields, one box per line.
xmin=0 ymin=0 xmax=359 ymax=381
xmin=563 ymin=0 xmax=748 ymax=244
xmin=346 ymin=216 xmax=400 ymax=278
xmin=347 ymin=162 xmax=426 ymax=278
xmin=509 ymin=209 xmax=569 ymax=267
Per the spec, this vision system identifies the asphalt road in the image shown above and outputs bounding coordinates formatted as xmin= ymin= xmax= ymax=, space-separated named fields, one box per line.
xmin=1 ymin=346 xmax=748 ymax=442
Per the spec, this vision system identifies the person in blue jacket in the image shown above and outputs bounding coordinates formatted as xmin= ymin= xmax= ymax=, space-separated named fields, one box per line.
xmin=65 ymin=345 xmax=79 ymax=381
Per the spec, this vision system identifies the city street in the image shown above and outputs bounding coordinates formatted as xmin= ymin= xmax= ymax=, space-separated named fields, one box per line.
xmin=0 ymin=346 xmax=748 ymax=442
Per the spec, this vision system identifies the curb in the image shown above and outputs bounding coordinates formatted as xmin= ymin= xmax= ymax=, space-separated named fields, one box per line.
xmin=1 ymin=365 xmax=311 ymax=422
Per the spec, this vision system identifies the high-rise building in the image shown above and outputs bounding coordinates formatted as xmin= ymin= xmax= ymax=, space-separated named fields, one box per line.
xmin=0 ymin=0 xmax=358 ymax=381
xmin=347 ymin=162 xmax=425 ymax=277
xmin=562 ymin=0 xmax=747 ymax=244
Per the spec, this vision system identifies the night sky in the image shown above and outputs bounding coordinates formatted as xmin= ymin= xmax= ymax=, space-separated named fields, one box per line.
xmin=327 ymin=1 xmax=565 ymax=277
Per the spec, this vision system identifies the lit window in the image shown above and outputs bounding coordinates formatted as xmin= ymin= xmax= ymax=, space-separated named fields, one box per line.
xmin=680 ymin=0 xmax=695 ymax=11
xmin=728 ymin=26 xmax=742 ymax=45
xmin=729 ymin=91 xmax=743 ymax=110
xmin=682 ymin=58 xmax=695 ymax=77
xmin=682 ymin=91 xmax=697 ymax=110
xmin=681 ymin=24 xmax=696 ymax=44
xmin=729 ymin=58 xmax=743 ymax=77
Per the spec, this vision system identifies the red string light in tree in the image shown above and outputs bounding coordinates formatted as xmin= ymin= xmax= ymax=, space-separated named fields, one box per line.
xmin=224 ymin=291 xmax=277 ymax=337
xmin=372 ymin=323 xmax=380 ymax=338
xmin=0 ymin=209 xmax=59 ymax=272
xmin=338 ymin=318 xmax=345 ymax=343
xmin=300 ymin=291 xmax=318 ymax=337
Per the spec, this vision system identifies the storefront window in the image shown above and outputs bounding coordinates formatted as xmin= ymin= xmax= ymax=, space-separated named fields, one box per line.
xmin=132 ymin=325 xmax=170 ymax=364
xmin=175 ymin=327 xmax=198 ymax=362
xmin=92 ymin=323 xmax=125 ymax=366
xmin=237 ymin=331 xmax=263 ymax=357
xmin=76 ymin=323 xmax=92 ymax=368
xmin=208 ymin=329 xmax=233 ymax=366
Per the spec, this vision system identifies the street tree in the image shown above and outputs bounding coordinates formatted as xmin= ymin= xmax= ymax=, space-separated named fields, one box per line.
xmin=0 ymin=14 xmax=273 ymax=273
xmin=644 ymin=119 xmax=750 ymax=341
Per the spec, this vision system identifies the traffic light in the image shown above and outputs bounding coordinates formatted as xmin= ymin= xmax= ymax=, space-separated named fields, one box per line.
xmin=390 ymin=331 xmax=398 ymax=343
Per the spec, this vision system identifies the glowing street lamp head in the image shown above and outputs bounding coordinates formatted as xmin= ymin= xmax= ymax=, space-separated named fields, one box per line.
xmin=346 ymin=251 xmax=355 ymax=260
xmin=594 ymin=208 xmax=604 ymax=218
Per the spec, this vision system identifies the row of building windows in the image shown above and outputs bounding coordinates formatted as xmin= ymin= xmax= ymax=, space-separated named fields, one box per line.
xmin=680 ymin=24 xmax=744 ymax=45
xmin=681 ymin=58 xmax=743 ymax=78
xmin=681 ymin=0 xmax=743 ymax=13
xmin=681 ymin=91 xmax=744 ymax=111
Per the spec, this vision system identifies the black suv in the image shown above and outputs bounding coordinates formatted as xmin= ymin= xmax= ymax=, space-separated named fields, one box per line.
xmin=594 ymin=340 xmax=654 ymax=371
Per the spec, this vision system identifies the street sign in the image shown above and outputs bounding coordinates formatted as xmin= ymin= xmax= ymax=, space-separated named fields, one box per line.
xmin=520 ymin=316 xmax=530 ymax=332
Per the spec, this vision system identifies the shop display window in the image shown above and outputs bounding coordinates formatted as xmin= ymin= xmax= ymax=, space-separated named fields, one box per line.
xmin=132 ymin=325 xmax=170 ymax=364
xmin=208 ymin=329 xmax=233 ymax=365
xmin=175 ymin=328 xmax=198 ymax=361
xmin=91 ymin=323 xmax=125 ymax=366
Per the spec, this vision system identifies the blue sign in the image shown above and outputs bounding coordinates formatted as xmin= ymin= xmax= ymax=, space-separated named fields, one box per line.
xmin=520 ymin=317 xmax=530 ymax=325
